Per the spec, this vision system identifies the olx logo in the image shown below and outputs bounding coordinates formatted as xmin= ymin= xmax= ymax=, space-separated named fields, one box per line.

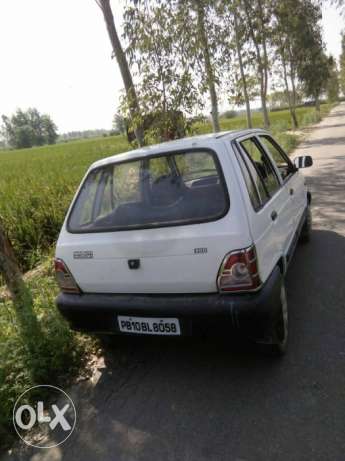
xmin=13 ymin=385 xmax=76 ymax=449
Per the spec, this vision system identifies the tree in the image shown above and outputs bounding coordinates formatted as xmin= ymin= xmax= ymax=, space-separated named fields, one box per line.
xmin=268 ymin=90 xmax=302 ymax=110
xmin=340 ymin=32 xmax=345 ymax=95
xmin=218 ymin=0 xmax=255 ymax=128
xmin=1 ymin=108 xmax=57 ymax=149
xmin=233 ymin=6 xmax=253 ymax=128
xmin=294 ymin=6 xmax=329 ymax=114
xmin=122 ymin=1 xmax=201 ymax=141
xmin=326 ymin=55 xmax=340 ymax=102
xmin=242 ymin=0 xmax=271 ymax=128
xmin=272 ymin=0 xmax=302 ymax=128
xmin=163 ymin=0 xmax=222 ymax=133
xmin=195 ymin=0 xmax=220 ymax=132
xmin=113 ymin=113 xmax=127 ymax=135
xmin=95 ymin=0 xmax=144 ymax=146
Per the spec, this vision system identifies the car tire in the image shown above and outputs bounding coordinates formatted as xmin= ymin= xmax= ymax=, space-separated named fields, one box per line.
xmin=299 ymin=206 xmax=312 ymax=243
xmin=260 ymin=281 xmax=289 ymax=357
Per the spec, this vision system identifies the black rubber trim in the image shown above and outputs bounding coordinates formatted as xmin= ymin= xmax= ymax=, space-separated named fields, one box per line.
xmin=56 ymin=267 xmax=282 ymax=342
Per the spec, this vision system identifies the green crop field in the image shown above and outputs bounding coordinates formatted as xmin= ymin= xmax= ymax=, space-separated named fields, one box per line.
xmin=0 ymin=104 xmax=333 ymax=271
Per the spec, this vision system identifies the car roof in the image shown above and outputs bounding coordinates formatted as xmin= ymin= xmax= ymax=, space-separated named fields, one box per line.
xmin=90 ymin=128 xmax=269 ymax=170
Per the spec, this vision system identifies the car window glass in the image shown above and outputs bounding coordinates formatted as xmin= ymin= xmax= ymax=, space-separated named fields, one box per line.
xmin=113 ymin=161 xmax=141 ymax=203
xmin=240 ymin=138 xmax=280 ymax=199
xmin=259 ymin=136 xmax=293 ymax=181
xmin=68 ymin=150 xmax=228 ymax=232
xmin=175 ymin=152 xmax=217 ymax=183
xmin=73 ymin=169 xmax=103 ymax=226
xmin=98 ymin=171 xmax=114 ymax=218
xmin=236 ymin=150 xmax=261 ymax=210
xmin=148 ymin=157 xmax=172 ymax=185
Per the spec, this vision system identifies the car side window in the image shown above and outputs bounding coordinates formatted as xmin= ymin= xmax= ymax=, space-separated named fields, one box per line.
xmin=239 ymin=138 xmax=281 ymax=202
xmin=236 ymin=148 xmax=261 ymax=210
xmin=259 ymin=135 xmax=294 ymax=181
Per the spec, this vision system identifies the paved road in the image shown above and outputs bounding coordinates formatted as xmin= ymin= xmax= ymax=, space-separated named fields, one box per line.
xmin=5 ymin=104 xmax=345 ymax=461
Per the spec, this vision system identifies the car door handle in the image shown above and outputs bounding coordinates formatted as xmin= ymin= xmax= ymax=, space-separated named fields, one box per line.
xmin=290 ymin=188 xmax=294 ymax=196
xmin=271 ymin=210 xmax=278 ymax=221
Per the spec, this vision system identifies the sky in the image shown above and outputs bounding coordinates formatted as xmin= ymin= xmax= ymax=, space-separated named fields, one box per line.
xmin=0 ymin=1 xmax=343 ymax=134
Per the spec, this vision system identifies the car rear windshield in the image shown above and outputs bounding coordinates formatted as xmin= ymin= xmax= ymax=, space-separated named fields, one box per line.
xmin=68 ymin=149 xmax=229 ymax=232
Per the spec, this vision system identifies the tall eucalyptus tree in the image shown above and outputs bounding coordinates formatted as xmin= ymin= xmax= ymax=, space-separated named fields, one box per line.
xmin=241 ymin=0 xmax=271 ymax=128
xmin=96 ymin=0 xmax=144 ymax=146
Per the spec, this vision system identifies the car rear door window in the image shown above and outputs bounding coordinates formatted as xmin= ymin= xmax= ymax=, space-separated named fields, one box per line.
xmin=239 ymin=138 xmax=280 ymax=202
xmin=259 ymin=135 xmax=294 ymax=181
xmin=68 ymin=150 xmax=229 ymax=232
xmin=236 ymin=149 xmax=261 ymax=210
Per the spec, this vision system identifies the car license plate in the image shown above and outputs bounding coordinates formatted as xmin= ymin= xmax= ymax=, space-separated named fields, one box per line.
xmin=118 ymin=316 xmax=181 ymax=336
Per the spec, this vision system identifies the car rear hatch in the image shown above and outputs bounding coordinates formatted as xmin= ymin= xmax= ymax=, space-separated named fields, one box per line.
xmin=56 ymin=147 xmax=252 ymax=294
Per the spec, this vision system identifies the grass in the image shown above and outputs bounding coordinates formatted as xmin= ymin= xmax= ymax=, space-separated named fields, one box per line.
xmin=0 ymin=258 xmax=98 ymax=451
xmin=0 ymin=102 xmax=335 ymax=453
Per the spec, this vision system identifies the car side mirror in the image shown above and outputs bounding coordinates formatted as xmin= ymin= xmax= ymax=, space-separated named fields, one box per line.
xmin=293 ymin=156 xmax=313 ymax=169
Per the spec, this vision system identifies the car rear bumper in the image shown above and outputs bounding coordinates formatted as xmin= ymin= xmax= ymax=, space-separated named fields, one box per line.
xmin=56 ymin=267 xmax=282 ymax=343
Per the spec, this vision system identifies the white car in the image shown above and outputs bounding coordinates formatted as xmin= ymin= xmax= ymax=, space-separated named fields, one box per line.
xmin=55 ymin=129 xmax=313 ymax=355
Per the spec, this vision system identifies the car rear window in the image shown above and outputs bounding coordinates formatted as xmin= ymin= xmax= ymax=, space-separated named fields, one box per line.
xmin=68 ymin=149 xmax=229 ymax=232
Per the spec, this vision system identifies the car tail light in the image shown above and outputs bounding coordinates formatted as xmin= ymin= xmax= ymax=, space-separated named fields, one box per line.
xmin=54 ymin=258 xmax=81 ymax=294
xmin=217 ymin=245 xmax=262 ymax=293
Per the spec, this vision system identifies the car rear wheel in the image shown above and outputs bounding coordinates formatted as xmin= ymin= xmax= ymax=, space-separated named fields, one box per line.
xmin=260 ymin=282 xmax=288 ymax=357
xmin=300 ymin=206 xmax=312 ymax=243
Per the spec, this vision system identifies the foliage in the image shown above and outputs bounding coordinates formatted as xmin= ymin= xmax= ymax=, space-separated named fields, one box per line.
xmin=326 ymin=56 xmax=340 ymax=102
xmin=0 ymin=258 xmax=97 ymax=449
xmin=125 ymin=0 xmax=222 ymax=134
xmin=268 ymin=90 xmax=303 ymax=110
xmin=241 ymin=0 xmax=272 ymax=128
xmin=218 ymin=0 xmax=258 ymax=117
xmin=221 ymin=110 xmax=238 ymax=119
xmin=113 ymin=113 xmax=127 ymax=135
xmin=59 ymin=129 xmax=112 ymax=142
xmin=340 ymin=32 xmax=345 ymax=95
xmin=1 ymin=108 xmax=58 ymax=149
xmin=124 ymin=2 xmax=201 ymax=114
xmin=287 ymin=1 xmax=329 ymax=109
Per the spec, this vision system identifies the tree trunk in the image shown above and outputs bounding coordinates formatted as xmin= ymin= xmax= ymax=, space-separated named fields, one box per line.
xmin=0 ymin=223 xmax=42 ymax=377
xmin=196 ymin=1 xmax=220 ymax=133
xmin=281 ymin=50 xmax=298 ymax=130
xmin=96 ymin=0 xmax=144 ymax=146
xmin=287 ymin=46 xmax=298 ymax=128
xmin=315 ymin=95 xmax=321 ymax=116
xmin=258 ymin=0 xmax=270 ymax=129
xmin=261 ymin=86 xmax=270 ymax=129
xmin=234 ymin=11 xmax=252 ymax=129
xmin=243 ymin=0 xmax=270 ymax=129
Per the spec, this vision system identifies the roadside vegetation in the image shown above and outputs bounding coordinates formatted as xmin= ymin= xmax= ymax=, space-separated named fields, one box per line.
xmin=0 ymin=256 xmax=97 ymax=449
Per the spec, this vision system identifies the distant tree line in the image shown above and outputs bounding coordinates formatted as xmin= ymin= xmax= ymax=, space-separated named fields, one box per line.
xmin=1 ymin=108 xmax=58 ymax=149
xmin=58 ymin=128 xmax=118 ymax=142
xmin=97 ymin=0 xmax=342 ymax=146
